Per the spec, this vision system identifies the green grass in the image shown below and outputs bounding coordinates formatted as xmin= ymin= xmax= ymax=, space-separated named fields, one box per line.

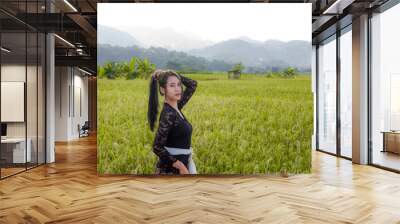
xmin=97 ymin=73 xmax=313 ymax=174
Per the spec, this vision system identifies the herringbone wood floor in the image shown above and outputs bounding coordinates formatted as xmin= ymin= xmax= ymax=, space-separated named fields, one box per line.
xmin=1 ymin=134 xmax=400 ymax=224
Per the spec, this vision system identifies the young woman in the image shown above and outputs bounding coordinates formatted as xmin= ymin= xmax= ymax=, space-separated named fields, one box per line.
xmin=147 ymin=69 xmax=198 ymax=174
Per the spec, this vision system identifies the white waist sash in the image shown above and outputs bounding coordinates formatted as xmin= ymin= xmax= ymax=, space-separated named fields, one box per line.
xmin=164 ymin=146 xmax=197 ymax=174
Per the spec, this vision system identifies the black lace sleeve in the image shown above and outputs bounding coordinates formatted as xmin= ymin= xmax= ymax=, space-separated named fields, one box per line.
xmin=178 ymin=74 xmax=197 ymax=110
xmin=152 ymin=108 xmax=178 ymax=165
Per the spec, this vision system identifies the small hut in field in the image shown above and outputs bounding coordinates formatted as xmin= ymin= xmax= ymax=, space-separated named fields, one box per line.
xmin=228 ymin=69 xmax=241 ymax=79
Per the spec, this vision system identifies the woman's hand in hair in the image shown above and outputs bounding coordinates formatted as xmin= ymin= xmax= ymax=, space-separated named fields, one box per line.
xmin=152 ymin=70 xmax=162 ymax=81
xmin=172 ymin=160 xmax=189 ymax=174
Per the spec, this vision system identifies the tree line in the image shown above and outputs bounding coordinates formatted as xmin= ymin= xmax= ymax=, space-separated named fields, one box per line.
xmin=97 ymin=57 xmax=300 ymax=80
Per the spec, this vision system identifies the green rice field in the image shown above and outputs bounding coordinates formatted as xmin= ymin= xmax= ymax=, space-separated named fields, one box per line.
xmin=97 ymin=73 xmax=313 ymax=174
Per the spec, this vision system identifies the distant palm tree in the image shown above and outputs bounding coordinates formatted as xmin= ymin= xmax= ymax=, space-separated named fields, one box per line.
xmin=137 ymin=58 xmax=156 ymax=79
xmin=282 ymin=67 xmax=297 ymax=78
xmin=119 ymin=57 xmax=140 ymax=79
xmin=126 ymin=57 xmax=140 ymax=79
xmin=103 ymin=62 xmax=116 ymax=79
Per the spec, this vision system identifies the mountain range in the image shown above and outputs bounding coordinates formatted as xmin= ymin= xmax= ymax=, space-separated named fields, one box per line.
xmin=97 ymin=25 xmax=311 ymax=72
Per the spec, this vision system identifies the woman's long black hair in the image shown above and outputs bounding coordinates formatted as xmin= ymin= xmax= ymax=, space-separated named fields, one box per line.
xmin=147 ymin=69 xmax=182 ymax=131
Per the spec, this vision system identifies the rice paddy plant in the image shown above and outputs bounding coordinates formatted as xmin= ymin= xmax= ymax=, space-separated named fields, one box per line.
xmin=97 ymin=74 xmax=313 ymax=174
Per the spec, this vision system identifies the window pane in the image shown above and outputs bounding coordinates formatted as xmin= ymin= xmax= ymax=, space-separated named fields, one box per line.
xmin=1 ymin=30 xmax=28 ymax=177
xmin=318 ymin=36 xmax=337 ymax=154
xmin=340 ymin=28 xmax=352 ymax=158
xmin=27 ymin=31 xmax=38 ymax=169
xmin=371 ymin=3 xmax=400 ymax=171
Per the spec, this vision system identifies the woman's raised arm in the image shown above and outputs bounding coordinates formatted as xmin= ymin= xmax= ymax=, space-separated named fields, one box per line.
xmin=178 ymin=74 xmax=197 ymax=110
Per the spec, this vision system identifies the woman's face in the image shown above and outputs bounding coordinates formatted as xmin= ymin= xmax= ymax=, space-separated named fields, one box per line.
xmin=162 ymin=75 xmax=182 ymax=102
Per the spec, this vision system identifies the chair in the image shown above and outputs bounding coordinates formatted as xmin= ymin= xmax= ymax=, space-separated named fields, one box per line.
xmin=78 ymin=121 xmax=90 ymax=138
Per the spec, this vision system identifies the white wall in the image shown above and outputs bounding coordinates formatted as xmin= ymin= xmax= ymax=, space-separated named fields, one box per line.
xmin=55 ymin=66 xmax=69 ymax=141
xmin=1 ymin=65 xmax=26 ymax=131
xmin=1 ymin=65 xmax=39 ymax=138
xmin=54 ymin=67 xmax=89 ymax=141
xmin=1 ymin=63 xmax=46 ymax=164
xmin=72 ymin=72 xmax=89 ymax=138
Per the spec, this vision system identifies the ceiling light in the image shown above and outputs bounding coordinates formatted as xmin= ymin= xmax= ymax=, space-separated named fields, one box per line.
xmin=63 ymin=0 xmax=78 ymax=12
xmin=323 ymin=0 xmax=355 ymax=15
xmin=1 ymin=47 xmax=11 ymax=53
xmin=78 ymin=67 xmax=93 ymax=76
xmin=54 ymin=34 xmax=75 ymax=48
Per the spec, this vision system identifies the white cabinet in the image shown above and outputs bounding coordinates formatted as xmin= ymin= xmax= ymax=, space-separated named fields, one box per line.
xmin=1 ymin=138 xmax=32 ymax=163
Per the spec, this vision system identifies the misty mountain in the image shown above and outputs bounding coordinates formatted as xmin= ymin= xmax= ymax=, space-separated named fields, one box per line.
xmin=97 ymin=25 xmax=311 ymax=72
xmin=98 ymin=25 xmax=141 ymax=47
xmin=187 ymin=38 xmax=311 ymax=71
xmin=98 ymin=24 xmax=311 ymax=71
xmin=98 ymin=44 xmax=235 ymax=72
xmin=98 ymin=25 xmax=215 ymax=51
xmin=126 ymin=26 xmax=215 ymax=51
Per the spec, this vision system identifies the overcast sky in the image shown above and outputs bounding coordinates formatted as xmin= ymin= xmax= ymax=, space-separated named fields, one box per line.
xmin=98 ymin=3 xmax=311 ymax=42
